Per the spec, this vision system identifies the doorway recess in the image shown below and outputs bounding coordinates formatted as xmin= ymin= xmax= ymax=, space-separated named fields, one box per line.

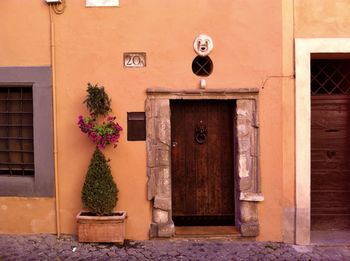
xmin=145 ymin=88 xmax=264 ymax=238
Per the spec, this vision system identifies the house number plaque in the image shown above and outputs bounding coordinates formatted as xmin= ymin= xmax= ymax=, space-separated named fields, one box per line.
xmin=123 ymin=52 xmax=146 ymax=68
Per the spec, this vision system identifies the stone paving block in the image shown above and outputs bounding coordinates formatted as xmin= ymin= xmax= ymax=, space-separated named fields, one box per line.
xmin=292 ymin=244 xmax=312 ymax=253
xmin=1 ymin=235 xmax=350 ymax=260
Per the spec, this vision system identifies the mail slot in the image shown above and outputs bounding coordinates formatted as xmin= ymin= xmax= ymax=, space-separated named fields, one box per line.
xmin=127 ymin=112 xmax=146 ymax=141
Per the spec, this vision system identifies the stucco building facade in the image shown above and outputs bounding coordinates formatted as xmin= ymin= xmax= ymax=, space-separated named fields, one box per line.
xmin=0 ymin=0 xmax=349 ymax=245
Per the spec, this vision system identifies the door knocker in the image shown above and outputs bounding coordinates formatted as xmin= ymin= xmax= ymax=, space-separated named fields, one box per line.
xmin=195 ymin=121 xmax=208 ymax=144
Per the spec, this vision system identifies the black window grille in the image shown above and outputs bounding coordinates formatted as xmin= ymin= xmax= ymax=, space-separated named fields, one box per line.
xmin=192 ymin=56 xmax=213 ymax=77
xmin=311 ymin=59 xmax=350 ymax=95
xmin=0 ymin=86 xmax=34 ymax=176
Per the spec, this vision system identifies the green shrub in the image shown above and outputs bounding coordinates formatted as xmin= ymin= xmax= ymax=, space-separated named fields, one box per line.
xmin=83 ymin=83 xmax=111 ymax=117
xmin=81 ymin=147 xmax=118 ymax=215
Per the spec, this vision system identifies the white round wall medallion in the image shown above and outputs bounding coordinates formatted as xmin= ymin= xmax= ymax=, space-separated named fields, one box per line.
xmin=193 ymin=34 xmax=214 ymax=57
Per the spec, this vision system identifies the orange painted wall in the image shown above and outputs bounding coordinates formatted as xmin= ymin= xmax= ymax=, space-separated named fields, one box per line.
xmin=0 ymin=1 xmax=50 ymax=65
xmin=0 ymin=0 xmax=284 ymax=241
xmin=0 ymin=198 xmax=56 ymax=234
xmin=0 ymin=1 xmax=54 ymax=235
xmin=295 ymin=0 xmax=350 ymax=38
xmin=281 ymin=0 xmax=295 ymax=243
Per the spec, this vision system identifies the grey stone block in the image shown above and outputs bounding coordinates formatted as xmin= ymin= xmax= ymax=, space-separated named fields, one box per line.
xmin=149 ymin=222 xmax=158 ymax=238
xmin=157 ymin=222 xmax=175 ymax=237
xmin=240 ymin=201 xmax=258 ymax=223
xmin=240 ymin=221 xmax=260 ymax=237
xmin=154 ymin=195 xmax=171 ymax=211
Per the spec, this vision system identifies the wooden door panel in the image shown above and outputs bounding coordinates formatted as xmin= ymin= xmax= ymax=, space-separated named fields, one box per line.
xmin=312 ymin=171 xmax=350 ymax=191
xmin=192 ymin=102 xmax=208 ymax=216
xmin=312 ymin=161 xmax=350 ymax=170
xmin=207 ymin=103 xmax=234 ymax=216
xmin=171 ymin=103 xmax=186 ymax=215
xmin=171 ymin=100 xmax=235 ymax=225
xmin=312 ymin=191 xmax=350 ymax=209
xmin=311 ymin=215 xmax=350 ymax=230
xmin=311 ymin=97 xmax=350 ymax=230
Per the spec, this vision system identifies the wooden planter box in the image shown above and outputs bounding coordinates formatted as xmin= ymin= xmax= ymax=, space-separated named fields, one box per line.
xmin=76 ymin=211 xmax=126 ymax=244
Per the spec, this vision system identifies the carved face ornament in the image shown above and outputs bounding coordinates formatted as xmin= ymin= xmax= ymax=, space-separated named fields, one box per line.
xmin=193 ymin=34 xmax=214 ymax=57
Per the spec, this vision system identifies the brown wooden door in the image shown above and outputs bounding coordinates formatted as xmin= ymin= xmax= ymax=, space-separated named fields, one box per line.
xmin=311 ymin=96 xmax=350 ymax=230
xmin=171 ymin=100 xmax=235 ymax=226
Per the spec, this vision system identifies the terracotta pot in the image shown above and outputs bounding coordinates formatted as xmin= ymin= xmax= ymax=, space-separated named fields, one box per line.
xmin=76 ymin=211 xmax=126 ymax=244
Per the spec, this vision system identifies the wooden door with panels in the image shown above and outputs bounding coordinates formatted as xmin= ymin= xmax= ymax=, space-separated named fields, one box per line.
xmin=171 ymin=100 xmax=235 ymax=226
xmin=311 ymin=59 xmax=350 ymax=231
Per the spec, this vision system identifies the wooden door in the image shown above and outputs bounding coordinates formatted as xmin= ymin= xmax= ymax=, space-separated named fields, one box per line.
xmin=171 ymin=100 xmax=235 ymax=226
xmin=311 ymin=97 xmax=350 ymax=230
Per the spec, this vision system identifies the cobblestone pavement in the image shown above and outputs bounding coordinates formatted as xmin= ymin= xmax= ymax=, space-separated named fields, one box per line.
xmin=1 ymin=235 xmax=350 ymax=260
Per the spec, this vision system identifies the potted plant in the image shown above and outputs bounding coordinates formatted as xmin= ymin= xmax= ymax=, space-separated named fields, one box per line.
xmin=76 ymin=83 xmax=125 ymax=244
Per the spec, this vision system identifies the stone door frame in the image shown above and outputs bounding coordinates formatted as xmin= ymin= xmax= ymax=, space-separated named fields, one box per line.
xmin=145 ymin=88 xmax=264 ymax=238
xmin=295 ymin=38 xmax=350 ymax=245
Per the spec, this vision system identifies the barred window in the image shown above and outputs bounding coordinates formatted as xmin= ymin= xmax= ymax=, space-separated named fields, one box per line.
xmin=0 ymin=66 xmax=54 ymax=197
xmin=0 ymin=86 xmax=34 ymax=176
xmin=311 ymin=59 xmax=350 ymax=95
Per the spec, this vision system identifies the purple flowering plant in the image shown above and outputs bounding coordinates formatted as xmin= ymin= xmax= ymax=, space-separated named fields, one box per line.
xmin=78 ymin=114 xmax=123 ymax=149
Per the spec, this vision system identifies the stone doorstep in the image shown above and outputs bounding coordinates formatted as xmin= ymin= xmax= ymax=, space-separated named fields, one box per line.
xmin=173 ymin=226 xmax=256 ymax=241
